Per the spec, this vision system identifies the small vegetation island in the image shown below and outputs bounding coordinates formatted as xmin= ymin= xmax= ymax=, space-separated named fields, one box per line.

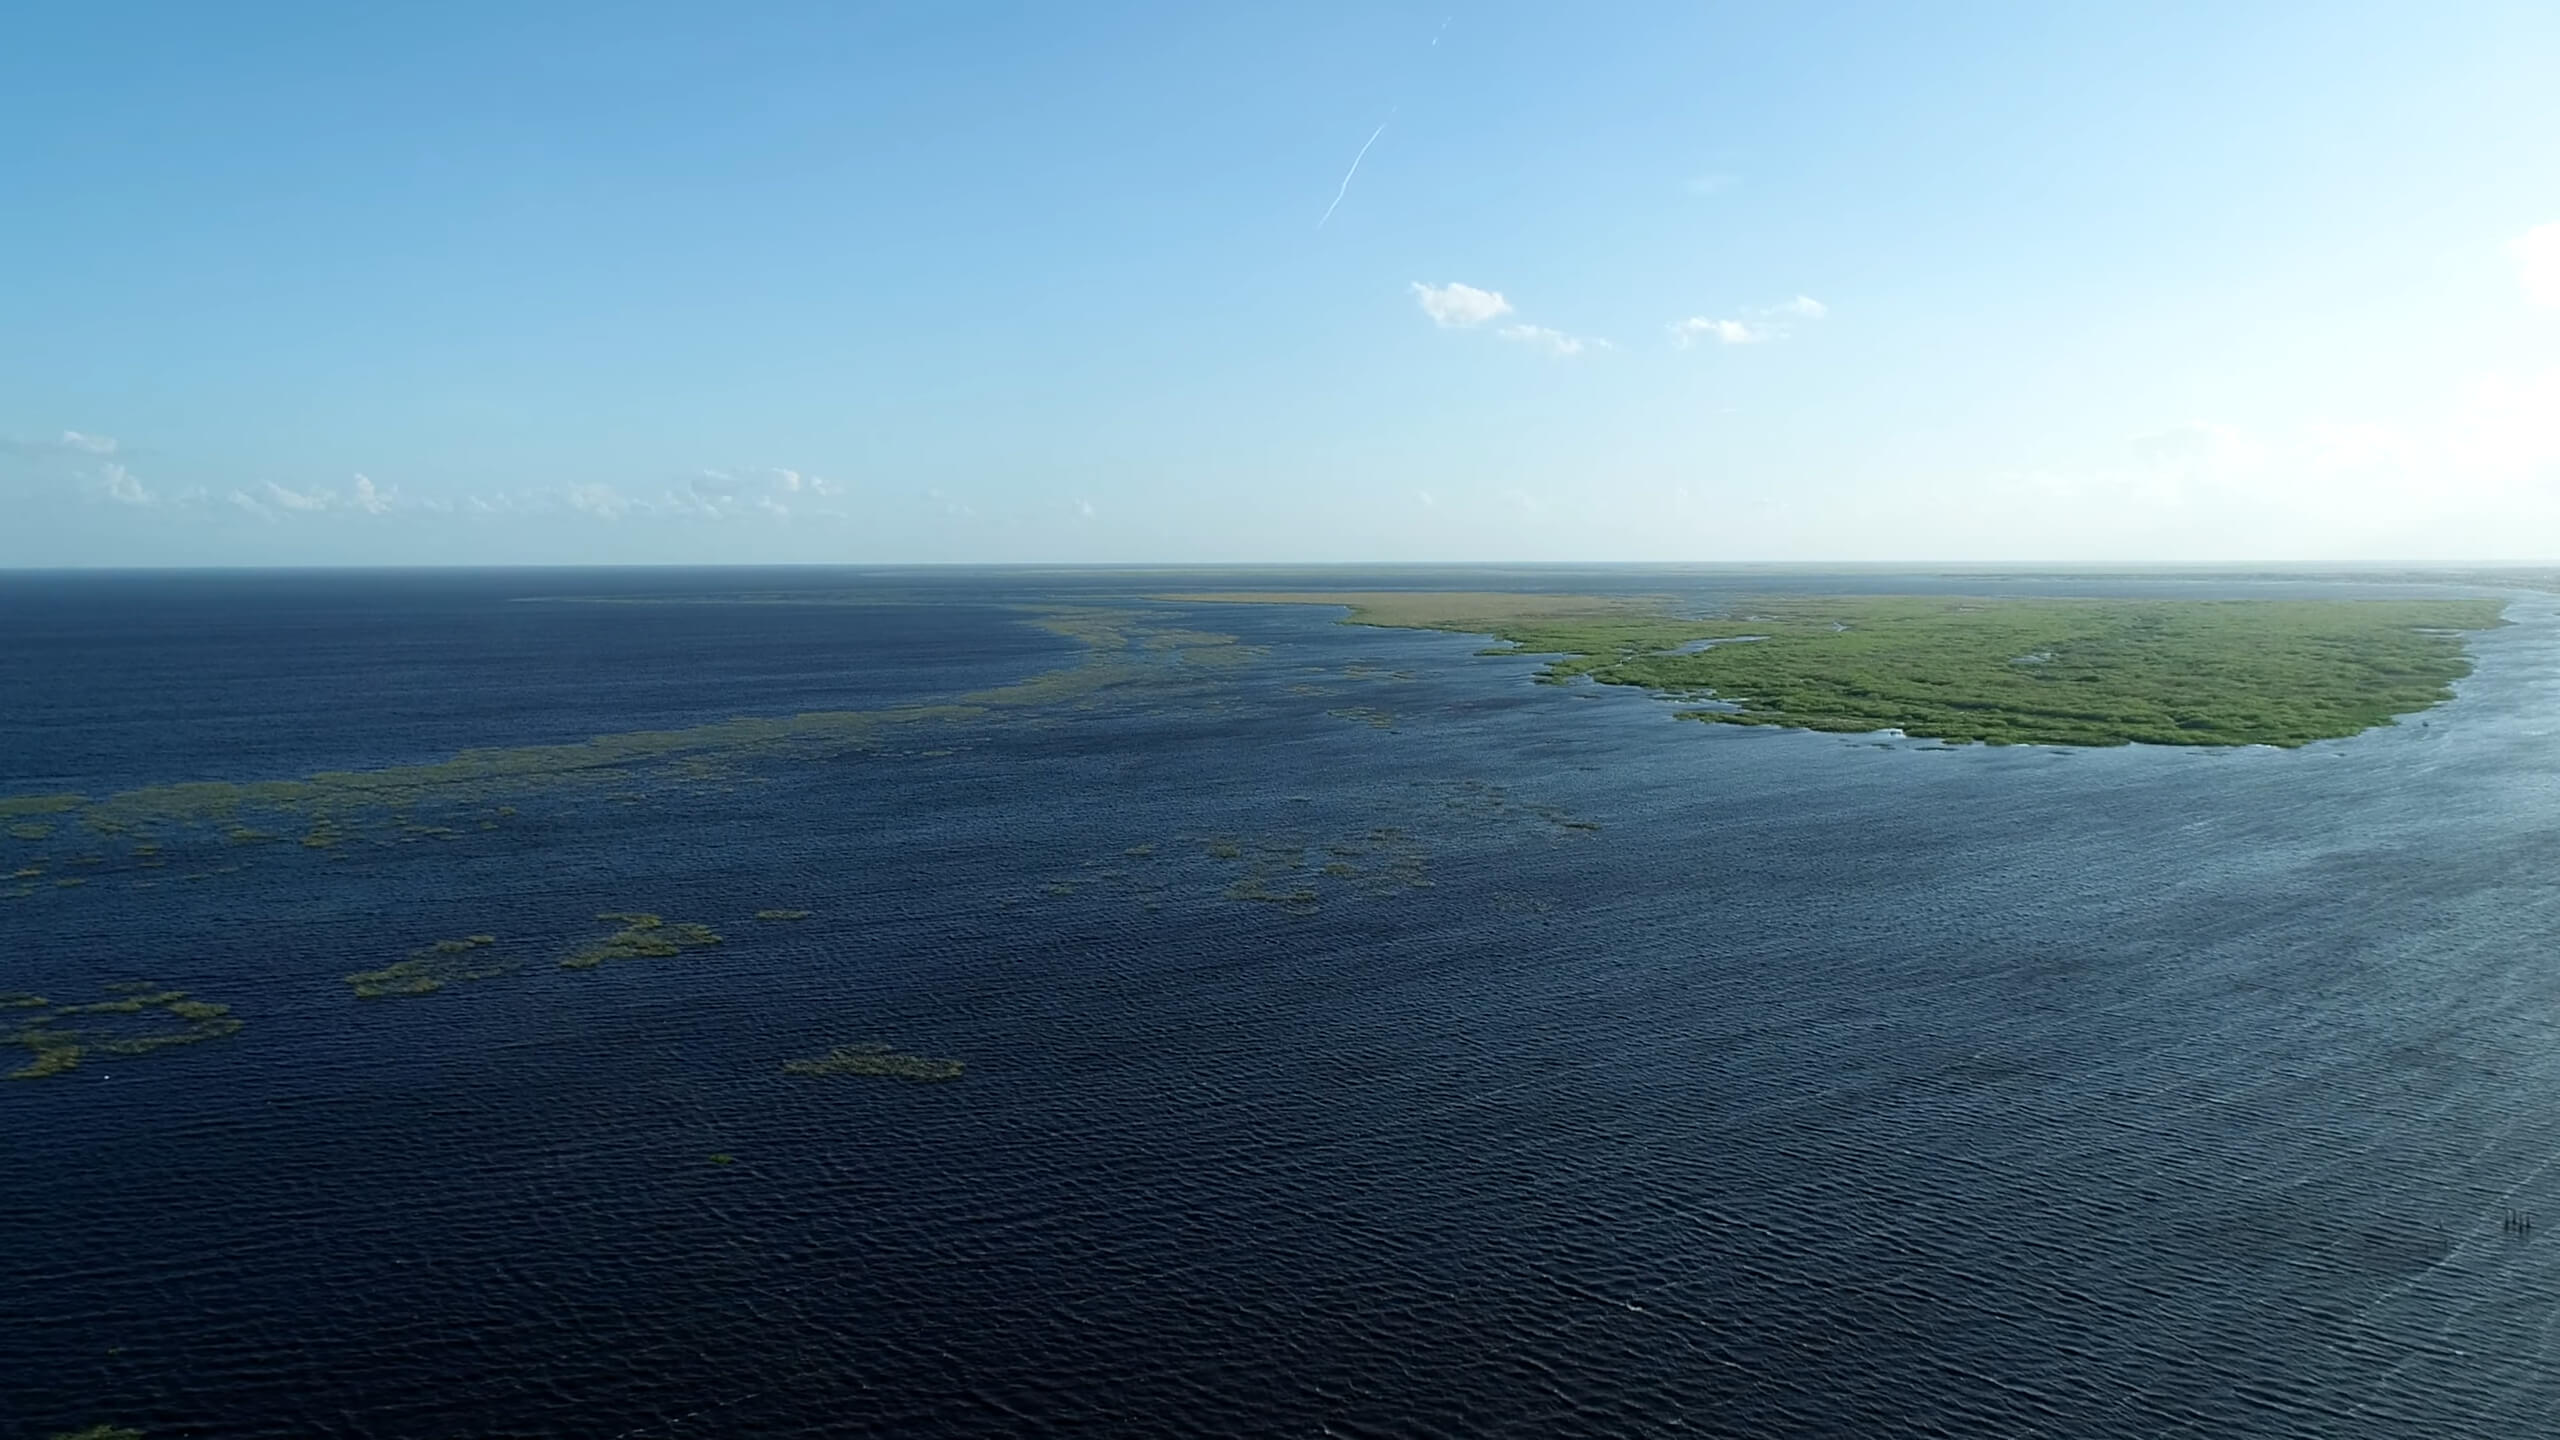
xmin=5 ymin=985 xmax=243 ymax=1080
xmin=783 ymin=1042 xmax=965 ymax=1082
xmin=343 ymin=934 xmax=513 ymax=999
xmin=562 ymin=912 xmax=723 ymax=969
xmin=1167 ymin=591 xmax=2509 ymax=748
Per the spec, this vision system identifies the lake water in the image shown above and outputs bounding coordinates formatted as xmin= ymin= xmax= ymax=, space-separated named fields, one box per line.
xmin=4 ymin=567 xmax=2558 ymax=1438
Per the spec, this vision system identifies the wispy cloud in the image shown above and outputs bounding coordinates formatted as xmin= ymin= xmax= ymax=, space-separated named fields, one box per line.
xmin=2516 ymin=222 xmax=2560 ymax=309
xmin=1670 ymin=295 xmax=1828 ymax=348
xmin=261 ymin=481 xmax=334 ymax=512
xmin=3 ymin=430 xmax=158 ymax=505
xmin=679 ymin=466 xmax=836 ymax=518
xmin=18 ymin=431 xmax=845 ymax=527
xmin=1318 ymin=112 xmax=1395 ymax=230
xmin=2 ymin=429 xmax=121 ymax=460
xmin=567 ymin=483 xmax=631 ymax=519
xmin=1671 ymin=317 xmax=1769 ymax=347
xmin=92 ymin=462 xmax=152 ymax=505
xmin=1412 ymin=280 xmax=1513 ymax=328
xmin=1498 ymin=323 xmax=1605 ymax=357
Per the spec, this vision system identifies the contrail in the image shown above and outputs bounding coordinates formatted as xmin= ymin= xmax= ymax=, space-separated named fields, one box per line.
xmin=1317 ymin=109 xmax=1394 ymax=229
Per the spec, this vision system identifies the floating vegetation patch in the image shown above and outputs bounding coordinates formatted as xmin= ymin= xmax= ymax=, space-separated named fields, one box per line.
xmin=2 ymin=608 xmax=1261 ymax=864
xmin=1192 ymin=826 xmax=1433 ymax=909
xmin=50 ymin=1427 xmax=145 ymax=1440
xmin=1430 ymin=779 xmax=1602 ymax=835
xmin=561 ymin=913 xmax=722 ymax=970
xmin=345 ymin=935 xmax=516 ymax=999
xmin=754 ymin=908 xmax=812 ymax=921
xmin=783 ymin=1043 xmax=964 ymax=1083
xmin=0 ymin=793 xmax=82 ymax=818
xmin=1326 ymin=706 xmax=1397 ymax=729
xmin=8 ymin=822 xmax=52 ymax=841
xmin=5 ymin=988 xmax=244 ymax=1080
xmin=709 ymin=1152 xmax=737 ymax=1166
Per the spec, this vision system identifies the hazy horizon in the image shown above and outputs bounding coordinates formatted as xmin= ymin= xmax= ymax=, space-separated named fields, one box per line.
xmin=5 ymin=2 xmax=2556 ymax=567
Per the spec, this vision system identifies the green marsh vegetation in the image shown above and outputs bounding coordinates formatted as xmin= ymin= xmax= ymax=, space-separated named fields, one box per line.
xmin=1172 ymin=591 xmax=2506 ymax=747
xmin=783 ymin=1042 xmax=964 ymax=1082
xmin=561 ymin=912 xmax=722 ymax=969
xmin=6 ymin=987 xmax=244 ymax=1080
xmin=344 ymin=935 xmax=516 ymax=998
xmin=754 ymin=908 xmax=812 ymax=921
xmin=1430 ymin=778 xmax=1601 ymax=834
xmin=1195 ymin=826 xmax=1433 ymax=907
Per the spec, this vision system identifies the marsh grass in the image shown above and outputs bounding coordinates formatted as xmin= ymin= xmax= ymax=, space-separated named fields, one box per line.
xmin=345 ymin=935 xmax=518 ymax=998
xmin=2 ymin=607 xmax=1259 ymax=854
xmin=562 ymin=913 xmax=722 ymax=970
xmin=1176 ymin=590 xmax=2505 ymax=747
xmin=6 ymin=989 xmax=243 ymax=1080
xmin=783 ymin=1042 xmax=964 ymax=1082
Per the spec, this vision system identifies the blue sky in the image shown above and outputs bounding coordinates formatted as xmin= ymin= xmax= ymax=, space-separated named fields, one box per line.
xmin=4 ymin=1 xmax=2557 ymax=565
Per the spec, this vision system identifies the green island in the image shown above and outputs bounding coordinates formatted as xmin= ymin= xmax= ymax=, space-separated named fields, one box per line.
xmin=1168 ymin=591 xmax=2507 ymax=747
xmin=344 ymin=935 xmax=514 ymax=999
xmin=561 ymin=912 xmax=723 ymax=969
xmin=6 ymin=986 xmax=244 ymax=1080
xmin=783 ymin=1042 xmax=965 ymax=1082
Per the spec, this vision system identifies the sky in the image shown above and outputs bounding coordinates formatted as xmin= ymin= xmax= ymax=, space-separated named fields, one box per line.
xmin=3 ymin=0 xmax=2557 ymax=566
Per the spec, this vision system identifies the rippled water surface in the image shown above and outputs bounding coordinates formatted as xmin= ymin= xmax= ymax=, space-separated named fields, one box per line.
xmin=5 ymin=568 xmax=2559 ymax=1438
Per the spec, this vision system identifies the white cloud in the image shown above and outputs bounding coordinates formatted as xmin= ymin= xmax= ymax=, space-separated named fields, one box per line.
xmin=262 ymin=481 xmax=333 ymax=512
xmin=1671 ymin=317 xmax=1769 ymax=347
xmin=60 ymin=430 xmax=119 ymax=455
xmin=1411 ymin=281 xmax=1513 ymax=328
xmin=350 ymin=474 xmax=393 ymax=514
xmin=1498 ymin=323 xmax=1601 ymax=357
xmin=2515 ymin=223 xmax=2560 ymax=309
xmin=1671 ymin=298 xmax=1827 ymax=348
xmin=567 ymin=483 xmax=630 ymax=518
xmin=678 ymin=465 xmax=834 ymax=518
xmin=92 ymin=462 xmax=151 ymax=505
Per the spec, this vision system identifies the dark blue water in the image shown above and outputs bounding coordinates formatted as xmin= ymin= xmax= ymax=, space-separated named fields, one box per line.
xmin=4 ymin=568 xmax=2558 ymax=1438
